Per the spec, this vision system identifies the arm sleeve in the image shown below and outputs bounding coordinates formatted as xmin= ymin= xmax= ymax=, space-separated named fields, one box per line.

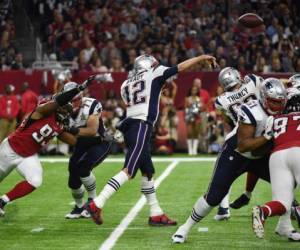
xmin=238 ymin=105 xmax=257 ymax=125
xmin=152 ymin=65 xmax=178 ymax=83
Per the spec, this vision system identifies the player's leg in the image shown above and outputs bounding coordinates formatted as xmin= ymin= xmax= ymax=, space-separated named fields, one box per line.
xmin=252 ymin=150 xmax=296 ymax=240
xmin=1 ymin=154 xmax=43 ymax=214
xmin=172 ymin=144 xmax=247 ymax=243
xmin=139 ymin=155 xmax=176 ymax=226
xmin=88 ymin=121 xmax=148 ymax=225
xmin=66 ymin=152 xmax=87 ymax=219
xmin=79 ymin=141 xmax=112 ymax=199
xmin=230 ymin=172 xmax=259 ymax=209
xmin=186 ymin=122 xmax=193 ymax=155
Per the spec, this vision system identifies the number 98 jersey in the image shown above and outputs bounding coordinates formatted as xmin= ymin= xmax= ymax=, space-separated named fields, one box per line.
xmin=121 ymin=65 xmax=178 ymax=125
xmin=273 ymin=112 xmax=300 ymax=152
xmin=8 ymin=113 xmax=64 ymax=157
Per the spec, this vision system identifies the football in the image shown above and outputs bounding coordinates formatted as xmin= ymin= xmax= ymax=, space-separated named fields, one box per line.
xmin=238 ymin=13 xmax=264 ymax=28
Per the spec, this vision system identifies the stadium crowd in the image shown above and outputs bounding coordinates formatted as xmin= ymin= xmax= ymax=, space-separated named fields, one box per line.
xmin=0 ymin=0 xmax=299 ymax=154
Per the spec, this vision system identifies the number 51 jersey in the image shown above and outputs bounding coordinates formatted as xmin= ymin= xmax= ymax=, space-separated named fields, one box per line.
xmin=8 ymin=113 xmax=64 ymax=157
xmin=120 ymin=65 xmax=178 ymax=125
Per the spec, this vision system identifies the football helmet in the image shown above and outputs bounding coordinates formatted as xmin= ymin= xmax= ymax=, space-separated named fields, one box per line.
xmin=63 ymin=82 xmax=83 ymax=114
xmin=218 ymin=67 xmax=242 ymax=91
xmin=133 ymin=54 xmax=159 ymax=74
xmin=260 ymin=78 xmax=287 ymax=115
xmin=56 ymin=103 xmax=73 ymax=126
xmin=284 ymin=86 xmax=300 ymax=113
xmin=287 ymin=74 xmax=300 ymax=88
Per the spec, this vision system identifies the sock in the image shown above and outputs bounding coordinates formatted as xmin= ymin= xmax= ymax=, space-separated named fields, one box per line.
xmin=219 ymin=191 xmax=230 ymax=208
xmin=71 ymin=185 xmax=85 ymax=208
xmin=187 ymin=139 xmax=193 ymax=155
xmin=80 ymin=173 xmax=96 ymax=199
xmin=192 ymin=139 xmax=198 ymax=155
xmin=1 ymin=194 xmax=9 ymax=203
xmin=182 ymin=196 xmax=213 ymax=233
xmin=245 ymin=172 xmax=259 ymax=193
xmin=276 ymin=210 xmax=294 ymax=232
xmin=94 ymin=171 xmax=129 ymax=208
xmin=262 ymin=201 xmax=286 ymax=218
xmin=141 ymin=176 xmax=163 ymax=216
xmin=6 ymin=181 xmax=35 ymax=202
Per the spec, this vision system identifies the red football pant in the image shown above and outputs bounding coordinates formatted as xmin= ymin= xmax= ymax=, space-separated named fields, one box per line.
xmin=6 ymin=181 xmax=35 ymax=202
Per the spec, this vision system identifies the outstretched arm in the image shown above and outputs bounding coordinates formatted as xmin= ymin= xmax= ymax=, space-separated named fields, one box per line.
xmin=177 ymin=55 xmax=217 ymax=72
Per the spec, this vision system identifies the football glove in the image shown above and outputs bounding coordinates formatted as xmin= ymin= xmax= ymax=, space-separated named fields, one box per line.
xmin=113 ymin=129 xmax=124 ymax=143
xmin=263 ymin=116 xmax=274 ymax=140
xmin=65 ymin=126 xmax=80 ymax=135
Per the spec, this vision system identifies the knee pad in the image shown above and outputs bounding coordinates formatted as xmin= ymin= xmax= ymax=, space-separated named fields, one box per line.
xmin=27 ymin=174 xmax=43 ymax=188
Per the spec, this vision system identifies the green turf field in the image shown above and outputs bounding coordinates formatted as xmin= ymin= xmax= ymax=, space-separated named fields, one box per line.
xmin=0 ymin=156 xmax=299 ymax=250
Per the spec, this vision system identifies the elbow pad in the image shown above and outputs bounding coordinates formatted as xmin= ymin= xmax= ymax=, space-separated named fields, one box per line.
xmin=55 ymin=87 xmax=80 ymax=106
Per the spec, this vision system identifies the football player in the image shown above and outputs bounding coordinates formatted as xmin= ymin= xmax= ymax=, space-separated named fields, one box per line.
xmin=0 ymin=76 xmax=97 ymax=216
xmin=252 ymin=87 xmax=300 ymax=240
xmin=85 ymin=54 xmax=217 ymax=226
xmin=63 ymin=81 xmax=113 ymax=219
xmin=214 ymin=67 xmax=263 ymax=220
xmin=172 ymin=78 xmax=300 ymax=243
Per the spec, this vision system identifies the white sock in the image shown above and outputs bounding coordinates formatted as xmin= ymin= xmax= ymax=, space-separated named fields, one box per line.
xmin=1 ymin=194 xmax=9 ymax=203
xmin=71 ymin=185 xmax=85 ymax=208
xmin=187 ymin=139 xmax=193 ymax=155
xmin=192 ymin=139 xmax=199 ymax=155
xmin=182 ymin=196 xmax=213 ymax=233
xmin=141 ymin=176 xmax=163 ymax=216
xmin=244 ymin=191 xmax=252 ymax=199
xmin=220 ymin=190 xmax=230 ymax=208
xmin=276 ymin=210 xmax=294 ymax=232
xmin=94 ymin=171 xmax=129 ymax=208
xmin=80 ymin=173 xmax=96 ymax=199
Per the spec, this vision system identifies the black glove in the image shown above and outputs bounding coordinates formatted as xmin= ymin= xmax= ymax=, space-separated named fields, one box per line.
xmin=79 ymin=75 xmax=97 ymax=90
xmin=66 ymin=126 xmax=80 ymax=135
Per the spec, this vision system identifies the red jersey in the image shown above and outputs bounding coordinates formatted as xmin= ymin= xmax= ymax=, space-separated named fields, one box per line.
xmin=8 ymin=113 xmax=64 ymax=157
xmin=273 ymin=112 xmax=300 ymax=152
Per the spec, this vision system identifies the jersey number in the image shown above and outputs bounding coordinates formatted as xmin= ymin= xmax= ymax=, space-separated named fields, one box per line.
xmin=32 ymin=124 xmax=54 ymax=143
xmin=273 ymin=116 xmax=300 ymax=138
xmin=124 ymin=81 xmax=146 ymax=106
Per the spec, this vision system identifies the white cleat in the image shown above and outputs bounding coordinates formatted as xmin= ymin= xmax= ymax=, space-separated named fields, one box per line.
xmin=252 ymin=206 xmax=265 ymax=239
xmin=276 ymin=228 xmax=300 ymax=242
xmin=214 ymin=207 xmax=230 ymax=221
xmin=172 ymin=226 xmax=188 ymax=244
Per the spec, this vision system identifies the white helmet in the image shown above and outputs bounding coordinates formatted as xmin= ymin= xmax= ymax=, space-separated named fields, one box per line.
xmin=260 ymin=78 xmax=287 ymax=115
xmin=218 ymin=67 xmax=242 ymax=91
xmin=287 ymin=74 xmax=300 ymax=88
xmin=63 ymin=82 xmax=82 ymax=113
xmin=133 ymin=54 xmax=158 ymax=74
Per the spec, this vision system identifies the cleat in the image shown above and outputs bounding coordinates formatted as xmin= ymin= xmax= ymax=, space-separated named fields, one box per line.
xmin=149 ymin=214 xmax=177 ymax=226
xmin=252 ymin=206 xmax=265 ymax=239
xmin=0 ymin=198 xmax=7 ymax=217
xmin=65 ymin=205 xmax=90 ymax=219
xmin=230 ymin=194 xmax=250 ymax=209
xmin=172 ymin=225 xmax=188 ymax=244
xmin=276 ymin=229 xmax=300 ymax=242
xmin=214 ymin=207 xmax=230 ymax=221
xmin=84 ymin=200 xmax=103 ymax=225
xmin=291 ymin=206 xmax=300 ymax=228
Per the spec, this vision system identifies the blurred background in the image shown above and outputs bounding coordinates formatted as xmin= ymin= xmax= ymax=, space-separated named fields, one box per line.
xmin=0 ymin=0 xmax=299 ymax=155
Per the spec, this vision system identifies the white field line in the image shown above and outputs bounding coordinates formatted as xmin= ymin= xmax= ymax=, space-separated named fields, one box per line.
xmin=99 ymin=160 xmax=179 ymax=250
xmin=41 ymin=157 xmax=216 ymax=163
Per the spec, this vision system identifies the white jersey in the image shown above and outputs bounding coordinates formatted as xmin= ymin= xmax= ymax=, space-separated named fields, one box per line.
xmin=120 ymin=65 xmax=178 ymax=125
xmin=215 ymin=74 xmax=263 ymax=125
xmin=69 ymin=97 xmax=103 ymax=136
xmin=226 ymin=99 xmax=268 ymax=159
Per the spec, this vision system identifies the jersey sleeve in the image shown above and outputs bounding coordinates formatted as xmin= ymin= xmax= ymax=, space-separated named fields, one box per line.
xmin=238 ymin=104 xmax=257 ymax=125
xmin=214 ymin=96 xmax=226 ymax=112
xmin=244 ymin=74 xmax=264 ymax=88
xmin=89 ymin=100 xmax=102 ymax=116
xmin=152 ymin=65 xmax=178 ymax=83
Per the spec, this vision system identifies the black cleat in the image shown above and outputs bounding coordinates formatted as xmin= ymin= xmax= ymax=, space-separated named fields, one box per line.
xmin=0 ymin=198 xmax=7 ymax=216
xmin=65 ymin=205 xmax=90 ymax=219
xmin=230 ymin=194 xmax=250 ymax=209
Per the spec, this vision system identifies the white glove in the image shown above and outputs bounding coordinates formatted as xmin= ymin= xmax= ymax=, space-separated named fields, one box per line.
xmin=263 ymin=116 xmax=274 ymax=140
xmin=113 ymin=129 xmax=124 ymax=143
xmin=95 ymin=73 xmax=114 ymax=83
